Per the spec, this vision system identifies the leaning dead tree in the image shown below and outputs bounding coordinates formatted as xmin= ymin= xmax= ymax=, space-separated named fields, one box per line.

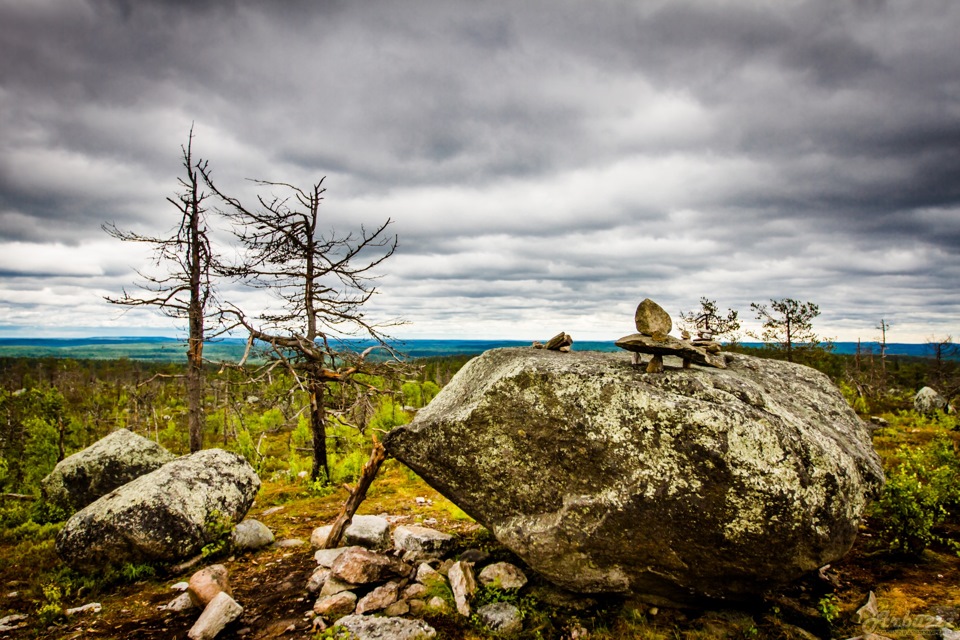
xmin=104 ymin=127 xmax=217 ymax=453
xmin=203 ymin=173 xmax=403 ymax=482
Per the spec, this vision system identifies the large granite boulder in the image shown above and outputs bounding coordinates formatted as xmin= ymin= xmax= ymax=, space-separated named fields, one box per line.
xmin=56 ymin=449 xmax=260 ymax=570
xmin=384 ymin=348 xmax=883 ymax=605
xmin=41 ymin=428 xmax=176 ymax=513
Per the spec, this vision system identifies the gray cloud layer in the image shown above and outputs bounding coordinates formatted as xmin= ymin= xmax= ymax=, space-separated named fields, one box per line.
xmin=1 ymin=0 xmax=958 ymax=340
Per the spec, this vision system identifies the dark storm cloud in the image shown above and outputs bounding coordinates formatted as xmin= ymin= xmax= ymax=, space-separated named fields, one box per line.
xmin=0 ymin=0 xmax=958 ymax=339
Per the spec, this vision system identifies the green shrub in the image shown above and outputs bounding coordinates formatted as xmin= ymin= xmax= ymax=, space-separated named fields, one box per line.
xmin=872 ymin=436 xmax=960 ymax=555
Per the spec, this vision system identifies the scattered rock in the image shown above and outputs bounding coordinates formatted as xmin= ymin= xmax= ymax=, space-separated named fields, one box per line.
xmin=188 ymin=591 xmax=243 ymax=640
xmin=64 ymin=602 xmax=101 ymax=616
xmin=231 ymin=519 xmax=274 ymax=551
xmin=634 ymin=298 xmax=672 ymax=336
xmin=336 ymin=613 xmax=436 ymax=640
xmin=330 ymin=547 xmax=411 ymax=585
xmin=41 ymin=428 xmax=176 ymax=513
xmin=344 ymin=515 xmax=391 ymax=550
xmin=458 ymin=548 xmax=489 ymax=565
xmin=355 ymin=581 xmax=400 ymax=614
xmin=313 ymin=590 xmax=358 ymax=620
xmin=384 ymin=600 xmax=410 ymax=616
xmin=448 ymin=560 xmax=477 ymax=616
xmin=320 ymin=577 xmax=358 ymax=598
xmin=161 ymin=592 xmax=196 ymax=612
xmin=416 ymin=563 xmax=441 ymax=584
xmin=426 ymin=596 xmax=450 ymax=613
xmin=0 ymin=614 xmax=27 ymax=633
xmin=544 ymin=332 xmax=573 ymax=351
xmin=276 ymin=538 xmax=305 ymax=548
xmin=855 ymin=590 xmax=878 ymax=624
xmin=188 ymin=564 xmax=232 ymax=608
xmin=478 ymin=562 xmax=528 ymax=590
xmin=402 ymin=583 xmax=428 ymax=600
xmin=171 ymin=581 xmax=190 ymax=591
xmin=315 ymin=546 xmax=358 ymax=568
xmin=393 ymin=525 xmax=455 ymax=564
xmin=384 ymin=347 xmax=884 ymax=604
xmin=306 ymin=567 xmax=330 ymax=594
xmin=56 ymin=449 xmax=260 ymax=570
xmin=477 ymin=602 xmax=523 ymax=634
xmin=310 ymin=525 xmax=333 ymax=548
xmin=914 ymin=386 xmax=948 ymax=415
xmin=941 ymin=629 xmax=960 ymax=640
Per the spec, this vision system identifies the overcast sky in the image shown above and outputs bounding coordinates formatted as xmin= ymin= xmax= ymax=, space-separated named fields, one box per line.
xmin=1 ymin=0 xmax=958 ymax=343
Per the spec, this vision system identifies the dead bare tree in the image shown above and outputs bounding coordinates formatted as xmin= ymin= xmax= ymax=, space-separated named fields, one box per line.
xmin=203 ymin=173 xmax=403 ymax=481
xmin=103 ymin=127 xmax=217 ymax=453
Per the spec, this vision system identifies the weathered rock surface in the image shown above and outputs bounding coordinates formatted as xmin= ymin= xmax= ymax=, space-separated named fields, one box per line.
xmin=384 ymin=347 xmax=884 ymax=604
xmin=41 ymin=428 xmax=176 ymax=513
xmin=56 ymin=449 xmax=260 ymax=570
xmin=336 ymin=614 xmax=436 ymax=640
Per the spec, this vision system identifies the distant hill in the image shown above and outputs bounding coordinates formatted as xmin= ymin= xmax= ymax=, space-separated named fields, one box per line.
xmin=0 ymin=337 xmax=948 ymax=362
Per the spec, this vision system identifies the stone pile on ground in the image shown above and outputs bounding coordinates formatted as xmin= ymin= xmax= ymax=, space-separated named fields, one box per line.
xmin=305 ymin=515 xmax=527 ymax=637
xmin=533 ymin=331 xmax=573 ymax=352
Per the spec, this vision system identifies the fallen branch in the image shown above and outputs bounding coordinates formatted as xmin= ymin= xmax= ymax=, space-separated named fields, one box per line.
xmin=1 ymin=493 xmax=35 ymax=502
xmin=322 ymin=435 xmax=387 ymax=549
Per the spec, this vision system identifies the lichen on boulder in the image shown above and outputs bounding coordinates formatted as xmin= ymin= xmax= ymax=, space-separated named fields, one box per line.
xmin=384 ymin=347 xmax=883 ymax=605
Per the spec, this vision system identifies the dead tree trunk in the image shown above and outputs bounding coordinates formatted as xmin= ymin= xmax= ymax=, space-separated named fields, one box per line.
xmin=322 ymin=436 xmax=387 ymax=549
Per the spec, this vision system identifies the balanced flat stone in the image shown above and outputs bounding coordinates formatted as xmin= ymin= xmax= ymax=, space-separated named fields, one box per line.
xmin=616 ymin=333 xmax=727 ymax=369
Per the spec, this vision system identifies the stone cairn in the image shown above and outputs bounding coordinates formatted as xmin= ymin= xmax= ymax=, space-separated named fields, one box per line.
xmin=532 ymin=332 xmax=573 ymax=352
xmin=616 ymin=298 xmax=726 ymax=372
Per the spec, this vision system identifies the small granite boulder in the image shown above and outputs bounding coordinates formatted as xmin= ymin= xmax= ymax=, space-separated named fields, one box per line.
xmin=343 ymin=515 xmax=391 ymax=550
xmin=393 ymin=525 xmax=455 ymax=564
xmin=231 ymin=519 xmax=274 ymax=551
xmin=477 ymin=602 xmax=523 ymax=635
xmin=478 ymin=562 xmax=528 ymax=590
xmin=41 ymin=428 xmax=176 ymax=513
xmin=330 ymin=547 xmax=412 ymax=585
xmin=336 ymin=614 xmax=436 ymax=640
xmin=914 ymin=386 xmax=948 ymax=415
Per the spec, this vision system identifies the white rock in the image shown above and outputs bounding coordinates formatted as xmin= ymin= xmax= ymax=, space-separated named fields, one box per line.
xmin=336 ymin=614 xmax=436 ymax=640
xmin=393 ymin=525 xmax=455 ymax=564
xmin=312 ymin=591 xmax=357 ymax=620
xmin=477 ymin=602 xmax=523 ymax=634
xmin=231 ymin=519 xmax=274 ymax=550
xmin=344 ymin=515 xmax=391 ymax=550
xmin=478 ymin=562 xmax=528 ymax=590
xmin=448 ymin=561 xmax=476 ymax=617
xmin=355 ymin=581 xmax=399 ymax=615
xmin=187 ymin=592 xmax=243 ymax=640
xmin=161 ymin=592 xmax=196 ymax=612
xmin=305 ymin=567 xmax=330 ymax=594
xmin=310 ymin=525 xmax=333 ymax=548
xmin=65 ymin=602 xmax=102 ymax=616
xmin=315 ymin=546 xmax=357 ymax=567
